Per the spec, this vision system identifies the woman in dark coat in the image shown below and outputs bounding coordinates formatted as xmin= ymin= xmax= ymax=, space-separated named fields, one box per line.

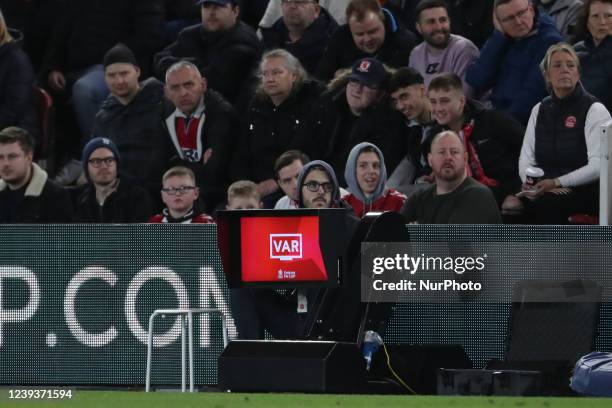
xmin=0 ymin=9 xmax=38 ymax=143
xmin=574 ymin=0 xmax=612 ymax=110
xmin=237 ymin=48 xmax=325 ymax=200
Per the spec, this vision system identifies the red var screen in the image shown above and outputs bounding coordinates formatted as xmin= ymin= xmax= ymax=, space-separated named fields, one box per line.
xmin=240 ymin=216 xmax=328 ymax=282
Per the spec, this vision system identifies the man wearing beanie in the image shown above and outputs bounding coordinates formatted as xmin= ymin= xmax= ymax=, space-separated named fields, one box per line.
xmin=74 ymin=137 xmax=153 ymax=223
xmin=0 ymin=126 xmax=73 ymax=223
xmin=43 ymin=0 xmax=164 ymax=184
xmin=91 ymin=43 xmax=170 ymax=203
xmin=154 ymin=0 xmax=262 ymax=109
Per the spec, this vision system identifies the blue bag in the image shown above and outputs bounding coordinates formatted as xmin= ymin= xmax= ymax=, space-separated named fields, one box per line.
xmin=570 ymin=352 xmax=612 ymax=396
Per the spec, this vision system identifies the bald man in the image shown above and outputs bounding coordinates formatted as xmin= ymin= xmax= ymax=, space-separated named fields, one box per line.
xmin=400 ymin=130 xmax=502 ymax=224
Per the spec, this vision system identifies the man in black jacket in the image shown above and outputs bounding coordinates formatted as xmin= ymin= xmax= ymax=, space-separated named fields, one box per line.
xmin=163 ymin=61 xmax=240 ymax=212
xmin=316 ymin=0 xmax=417 ymax=81
xmin=43 ymin=0 xmax=164 ymax=154
xmin=261 ymin=0 xmax=338 ymax=75
xmin=74 ymin=137 xmax=153 ymax=223
xmin=92 ymin=44 xmax=170 ymax=202
xmin=0 ymin=127 xmax=73 ymax=223
xmin=154 ymin=0 xmax=262 ymax=109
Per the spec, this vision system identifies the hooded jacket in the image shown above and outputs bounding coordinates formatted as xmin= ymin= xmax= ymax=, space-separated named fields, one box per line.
xmin=0 ymin=163 xmax=73 ymax=223
xmin=465 ymin=11 xmax=563 ymax=124
xmin=316 ymin=9 xmax=417 ymax=81
xmin=92 ymin=78 xmax=170 ymax=194
xmin=261 ymin=7 xmax=338 ymax=75
xmin=343 ymin=142 xmax=406 ymax=218
xmin=0 ymin=29 xmax=38 ymax=142
xmin=296 ymin=160 xmax=343 ymax=209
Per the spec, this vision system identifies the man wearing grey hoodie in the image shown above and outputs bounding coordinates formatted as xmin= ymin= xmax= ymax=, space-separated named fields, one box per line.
xmin=344 ymin=142 xmax=406 ymax=218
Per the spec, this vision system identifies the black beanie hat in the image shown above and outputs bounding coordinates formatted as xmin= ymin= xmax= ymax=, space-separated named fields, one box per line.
xmin=103 ymin=43 xmax=138 ymax=68
xmin=81 ymin=137 xmax=120 ymax=179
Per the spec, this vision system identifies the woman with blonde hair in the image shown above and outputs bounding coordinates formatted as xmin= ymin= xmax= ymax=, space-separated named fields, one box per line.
xmin=0 ymin=8 xmax=38 ymax=142
xmin=502 ymin=42 xmax=612 ymax=224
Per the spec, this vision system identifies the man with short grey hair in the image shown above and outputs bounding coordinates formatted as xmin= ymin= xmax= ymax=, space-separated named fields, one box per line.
xmin=163 ymin=61 xmax=240 ymax=211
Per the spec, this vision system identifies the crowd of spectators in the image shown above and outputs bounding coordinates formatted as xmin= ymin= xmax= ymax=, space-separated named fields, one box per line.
xmin=1 ymin=0 xmax=611 ymax=226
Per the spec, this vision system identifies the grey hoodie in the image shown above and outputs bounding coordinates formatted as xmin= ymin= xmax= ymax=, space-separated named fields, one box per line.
xmin=297 ymin=160 xmax=341 ymax=208
xmin=343 ymin=142 xmax=387 ymax=205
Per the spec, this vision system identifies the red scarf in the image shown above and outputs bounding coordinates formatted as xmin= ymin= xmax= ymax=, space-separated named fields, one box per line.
xmin=463 ymin=120 xmax=498 ymax=187
xmin=175 ymin=116 xmax=200 ymax=151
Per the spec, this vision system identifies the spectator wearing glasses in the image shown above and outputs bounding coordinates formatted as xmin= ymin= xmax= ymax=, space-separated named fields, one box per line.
xmin=74 ymin=137 xmax=152 ymax=223
xmin=236 ymin=49 xmax=324 ymax=205
xmin=91 ymin=44 xmax=170 ymax=197
xmin=229 ymin=160 xmax=359 ymax=340
xmin=466 ymin=0 xmax=563 ymax=124
xmin=295 ymin=57 xmax=405 ymax=185
xmin=149 ymin=166 xmax=214 ymax=223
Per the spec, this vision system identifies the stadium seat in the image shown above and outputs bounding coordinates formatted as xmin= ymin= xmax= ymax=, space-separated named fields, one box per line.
xmin=34 ymin=86 xmax=56 ymax=176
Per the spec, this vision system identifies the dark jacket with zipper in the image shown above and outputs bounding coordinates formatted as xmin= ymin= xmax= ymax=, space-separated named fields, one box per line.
xmin=239 ymin=80 xmax=325 ymax=182
xmin=92 ymin=78 xmax=170 ymax=195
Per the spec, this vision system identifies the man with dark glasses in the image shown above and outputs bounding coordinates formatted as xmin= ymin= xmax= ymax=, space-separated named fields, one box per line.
xmin=74 ymin=137 xmax=152 ymax=223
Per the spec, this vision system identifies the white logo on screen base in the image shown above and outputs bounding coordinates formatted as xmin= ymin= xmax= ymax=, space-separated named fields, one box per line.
xmin=277 ymin=269 xmax=296 ymax=280
xmin=270 ymin=234 xmax=303 ymax=261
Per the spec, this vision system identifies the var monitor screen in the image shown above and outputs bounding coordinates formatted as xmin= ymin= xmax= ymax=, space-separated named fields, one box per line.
xmin=217 ymin=209 xmax=349 ymax=288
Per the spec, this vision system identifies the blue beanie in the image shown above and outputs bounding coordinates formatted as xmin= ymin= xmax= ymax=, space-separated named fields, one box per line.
xmin=82 ymin=137 xmax=120 ymax=176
